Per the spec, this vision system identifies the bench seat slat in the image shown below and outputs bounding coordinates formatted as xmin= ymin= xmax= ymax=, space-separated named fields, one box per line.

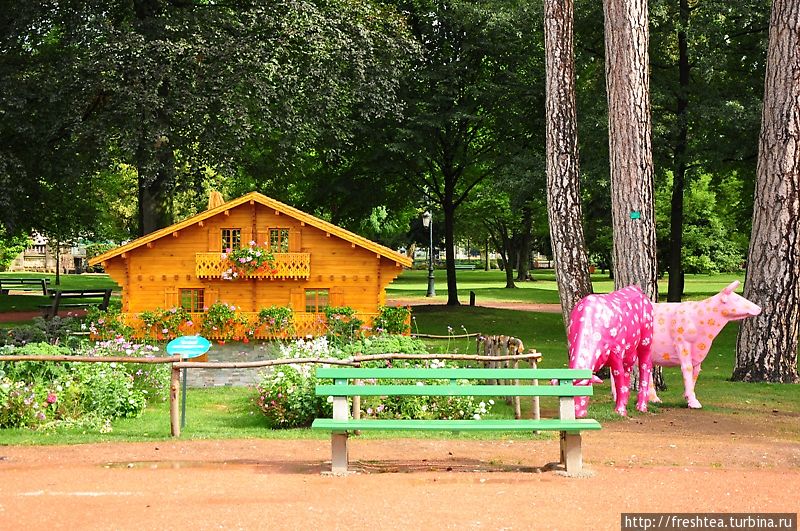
xmin=315 ymin=384 xmax=593 ymax=397
xmin=315 ymin=368 xmax=592 ymax=380
xmin=312 ymin=418 xmax=601 ymax=432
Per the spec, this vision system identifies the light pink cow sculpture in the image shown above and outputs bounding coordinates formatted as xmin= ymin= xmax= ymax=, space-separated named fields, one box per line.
xmin=648 ymin=280 xmax=760 ymax=409
xmin=567 ymin=285 xmax=654 ymax=418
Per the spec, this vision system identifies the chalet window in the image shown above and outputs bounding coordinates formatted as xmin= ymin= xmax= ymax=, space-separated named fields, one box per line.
xmin=221 ymin=228 xmax=241 ymax=252
xmin=180 ymin=288 xmax=205 ymax=312
xmin=269 ymin=228 xmax=290 ymax=252
xmin=305 ymin=288 xmax=329 ymax=313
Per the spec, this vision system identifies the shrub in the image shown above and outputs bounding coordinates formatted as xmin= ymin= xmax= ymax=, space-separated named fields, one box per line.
xmin=256 ymin=364 xmax=331 ymax=428
xmin=139 ymin=306 xmax=193 ymax=340
xmin=372 ymin=306 xmax=411 ymax=335
xmin=201 ymin=301 xmax=249 ymax=341
xmin=86 ymin=307 xmax=135 ymax=340
xmin=0 ymin=317 xmax=82 ymax=348
xmin=324 ymin=306 xmax=363 ymax=345
xmin=257 ymin=306 xmax=294 ymax=337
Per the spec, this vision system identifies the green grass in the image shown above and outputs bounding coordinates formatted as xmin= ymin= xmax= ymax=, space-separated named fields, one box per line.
xmin=389 ymin=269 xmax=748 ymax=304
xmin=0 ymin=272 xmax=120 ymax=315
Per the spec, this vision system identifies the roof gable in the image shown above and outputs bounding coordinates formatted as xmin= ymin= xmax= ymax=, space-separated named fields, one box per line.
xmin=88 ymin=192 xmax=412 ymax=267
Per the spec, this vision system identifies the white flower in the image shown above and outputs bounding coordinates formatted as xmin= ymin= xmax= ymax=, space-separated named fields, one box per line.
xmin=420 ymin=405 xmax=428 ymax=412
xmin=326 ymin=396 xmax=334 ymax=403
xmin=473 ymin=414 xmax=481 ymax=420
xmin=488 ymin=399 xmax=495 ymax=405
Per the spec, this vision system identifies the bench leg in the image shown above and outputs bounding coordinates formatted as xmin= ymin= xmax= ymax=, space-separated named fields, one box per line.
xmin=560 ymin=432 xmax=582 ymax=473
xmin=331 ymin=432 xmax=349 ymax=474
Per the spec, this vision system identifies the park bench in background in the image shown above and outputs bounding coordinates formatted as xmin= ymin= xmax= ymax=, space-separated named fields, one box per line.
xmin=312 ymin=367 xmax=600 ymax=475
xmin=0 ymin=278 xmax=50 ymax=296
xmin=40 ymin=288 xmax=112 ymax=318
xmin=454 ymin=264 xmax=476 ymax=270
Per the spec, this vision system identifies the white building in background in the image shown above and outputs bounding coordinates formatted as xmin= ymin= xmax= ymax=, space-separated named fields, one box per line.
xmin=8 ymin=233 xmax=87 ymax=273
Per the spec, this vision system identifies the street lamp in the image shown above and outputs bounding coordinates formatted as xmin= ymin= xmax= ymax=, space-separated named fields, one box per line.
xmin=422 ymin=211 xmax=435 ymax=297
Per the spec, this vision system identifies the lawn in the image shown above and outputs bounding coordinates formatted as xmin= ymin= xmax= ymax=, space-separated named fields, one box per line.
xmin=0 ymin=272 xmax=120 ymax=314
xmin=388 ymin=269 xmax=748 ymax=303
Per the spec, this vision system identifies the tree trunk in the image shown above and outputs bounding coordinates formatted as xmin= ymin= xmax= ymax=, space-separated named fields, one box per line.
xmin=667 ymin=0 xmax=690 ymax=303
xmin=544 ymin=0 xmax=594 ymax=330
xmin=515 ymin=207 xmax=533 ymax=282
xmin=734 ymin=0 xmax=800 ymax=383
xmin=603 ymin=0 xmax=658 ymax=301
xmin=443 ymin=183 xmax=460 ymax=305
xmin=54 ymin=239 xmax=61 ymax=286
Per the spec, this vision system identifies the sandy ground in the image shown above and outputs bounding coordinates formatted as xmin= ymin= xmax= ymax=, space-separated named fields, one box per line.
xmin=1 ymin=408 xmax=798 ymax=530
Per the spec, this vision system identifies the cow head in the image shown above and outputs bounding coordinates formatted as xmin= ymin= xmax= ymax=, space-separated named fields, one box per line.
xmin=717 ymin=281 xmax=761 ymax=320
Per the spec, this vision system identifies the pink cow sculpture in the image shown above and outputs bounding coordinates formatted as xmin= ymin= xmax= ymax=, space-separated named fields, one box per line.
xmin=567 ymin=285 xmax=654 ymax=418
xmin=648 ymin=280 xmax=760 ymax=409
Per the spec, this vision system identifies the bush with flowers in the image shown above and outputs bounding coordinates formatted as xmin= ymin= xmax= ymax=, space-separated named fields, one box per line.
xmin=257 ymin=306 xmax=294 ymax=337
xmin=254 ymin=335 xmax=493 ymax=428
xmin=139 ymin=306 xmax=194 ymax=340
xmin=324 ymin=306 xmax=364 ymax=345
xmin=0 ymin=340 xmax=168 ymax=430
xmin=201 ymin=301 xmax=249 ymax=342
xmin=371 ymin=306 xmax=411 ymax=335
xmin=222 ymin=241 xmax=276 ymax=279
xmin=86 ymin=307 xmax=135 ymax=341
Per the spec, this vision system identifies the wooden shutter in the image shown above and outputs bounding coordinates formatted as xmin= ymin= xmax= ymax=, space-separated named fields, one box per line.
xmin=205 ymin=288 xmax=219 ymax=307
xmin=289 ymin=228 xmax=302 ymax=252
xmin=242 ymin=227 xmax=253 ymax=247
xmin=207 ymin=227 xmax=220 ymax=252
xmin=330 ymin=286 xmax=344 ymax=307
xmin=164 ymin=287 xmax=178 ymax=308
xmin=290 ymin=288 xmax=305 ymax=311
xmin=257 ymin=231 xmax=269 ymax=248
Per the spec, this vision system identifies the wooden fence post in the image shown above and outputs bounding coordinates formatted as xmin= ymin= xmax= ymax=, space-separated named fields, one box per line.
xmin=170 ymin=365 xmax=181 ymax=437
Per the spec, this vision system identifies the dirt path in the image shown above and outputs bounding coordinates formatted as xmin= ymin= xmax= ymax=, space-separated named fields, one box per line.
xmin=1 ymin=409 xmax=797 ymax=530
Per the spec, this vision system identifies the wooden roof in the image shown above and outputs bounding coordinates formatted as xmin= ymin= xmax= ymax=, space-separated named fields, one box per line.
xmin=88 ymin=192 xmax=412 ymax=267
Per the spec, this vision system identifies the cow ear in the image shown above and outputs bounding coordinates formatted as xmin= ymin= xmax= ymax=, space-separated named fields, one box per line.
xmin=723 ymin=280 xmax=740 ymax=295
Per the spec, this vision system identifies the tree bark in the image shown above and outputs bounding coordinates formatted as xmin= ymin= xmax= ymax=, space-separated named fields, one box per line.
xmin=667 ymin=0 xmax=690 ymax=303
xmin=603 ymin=0 xmax=659 ymax=301
xmin=734 ymin=0 xmax=800 ymax=383
xmin=515 ymin=207 xmax=533 ymax=282
xmin=443 ymin=180 xmax=460 ymax=305
xmin=544 ymin=0 xmax=594 ymax=330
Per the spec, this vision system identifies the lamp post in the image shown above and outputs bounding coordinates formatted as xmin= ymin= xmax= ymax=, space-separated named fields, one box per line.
xmin=422 ymin=211 xmax=435 ymax=297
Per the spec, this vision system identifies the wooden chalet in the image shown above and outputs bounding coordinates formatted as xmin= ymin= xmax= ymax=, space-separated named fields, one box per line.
xmin=88 ymin=192 xmax=411 ymax=338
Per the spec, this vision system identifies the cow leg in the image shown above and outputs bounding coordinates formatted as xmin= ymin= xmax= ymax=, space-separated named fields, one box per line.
xmin=676 ymin=342 xmax=701 ymax=408
xmin=635 ymin=345 xmax=653 ymax=413
xmin=687 ymin=364 xmax=703 ymax=409
xmin=647 ymin=369 xmax=661 ymax=403
xmin=609 ymin=355 xmax=630 ymax=416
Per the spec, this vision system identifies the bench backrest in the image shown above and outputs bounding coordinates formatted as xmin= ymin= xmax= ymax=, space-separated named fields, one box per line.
xmin=315 ymin=367 xmax=594 ymax=398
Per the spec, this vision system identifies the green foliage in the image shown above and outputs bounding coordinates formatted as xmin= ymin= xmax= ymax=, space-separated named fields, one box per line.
xmin=201 ymin=302 xmax=248 ymax=341
xmin=257 ymin=306 xmax=294 ymax=337
xmin=372 ymin=306 xmax=411 ymax=335
xmin=323 ymin=306 xmax=364 ymax=345
xmin=256 ymin=365 xmax=332 ymax=429
xmin=0 ymin=340 xmax=168 ymax=430
xmin=0 ymin=317 xmax=82 ymax=348
xmin=139 ymin=307 xmax=193 ymax=341
xmin=86 ymin=307 xmax=135 ymax=341
xmin=84 ymin=243 xmax=116 ymax=273
xmin=338 ymin=335 xmax=428 ymax=357
xmin=0 ymin=232 xmax=30 ymax=271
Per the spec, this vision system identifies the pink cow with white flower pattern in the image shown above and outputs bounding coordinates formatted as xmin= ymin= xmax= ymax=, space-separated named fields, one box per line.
xmin=567 ymin=285 xmax=654 ymax=418
xmin=648 ymin=280 xmax=761 ymax=409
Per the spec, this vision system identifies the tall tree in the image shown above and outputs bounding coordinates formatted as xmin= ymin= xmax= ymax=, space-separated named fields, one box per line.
xmin=603 ymin=0 xmax=658 ymax=299
xmin=544 ymin=0 xmax=594 ymax=328
xmin=372 ymin=0 xmax=544 ymax=305
xmin=734 ymin=0 xmax=800 ymax=383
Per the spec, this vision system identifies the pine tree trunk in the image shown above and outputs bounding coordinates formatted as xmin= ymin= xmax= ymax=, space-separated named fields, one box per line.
xmin=734 ymin=0 xmax=800 ymax=383
xmin=544 ymin=0 xmax=593 ymax=329
xmin=603 ymin=0 xmax=658 ymax=301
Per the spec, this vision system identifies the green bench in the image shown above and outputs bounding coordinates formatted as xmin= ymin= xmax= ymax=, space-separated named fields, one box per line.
xmin=454 ymin=264 xmax=476 ymax=270
xmin=0 ymin=278 xmax=50 ymax=295
xmin=312 ymin=367 xmax=600 ymax=475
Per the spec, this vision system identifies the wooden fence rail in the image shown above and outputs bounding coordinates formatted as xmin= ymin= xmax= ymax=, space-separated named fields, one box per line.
xmin=0 ymin=351 xmax=543 ymax=438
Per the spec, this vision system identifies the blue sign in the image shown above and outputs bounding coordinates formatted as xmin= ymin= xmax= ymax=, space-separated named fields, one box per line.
xmin=166 ymin=335 xmax=211 ymax=359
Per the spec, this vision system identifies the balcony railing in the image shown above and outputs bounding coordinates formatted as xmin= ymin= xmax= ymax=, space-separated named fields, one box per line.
xmin=195 ymin=252 xmax=310 ymax=280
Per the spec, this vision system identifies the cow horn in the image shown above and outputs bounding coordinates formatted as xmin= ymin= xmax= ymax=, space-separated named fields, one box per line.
xmin=723 ymin=280 xmax=740 ymax=295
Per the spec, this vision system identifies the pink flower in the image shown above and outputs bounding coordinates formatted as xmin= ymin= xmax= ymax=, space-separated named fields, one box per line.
xmin=46 ymin=393 xmax=57 ymax=404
